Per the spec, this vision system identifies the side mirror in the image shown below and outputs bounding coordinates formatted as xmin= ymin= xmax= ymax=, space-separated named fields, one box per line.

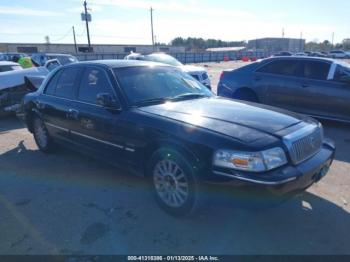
xmin=96 ymin=93 xmax=120 ymax=109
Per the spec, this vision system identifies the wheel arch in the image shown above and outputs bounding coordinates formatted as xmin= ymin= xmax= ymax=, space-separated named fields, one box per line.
xmin=26 ymin=106 xmax=43 ymax=133
xmin=142 ymin=139 xmax=202 ymax=178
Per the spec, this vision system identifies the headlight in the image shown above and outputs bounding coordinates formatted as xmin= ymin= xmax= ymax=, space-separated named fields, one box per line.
xmin=213 ymin=147 xmax=287 ymax=172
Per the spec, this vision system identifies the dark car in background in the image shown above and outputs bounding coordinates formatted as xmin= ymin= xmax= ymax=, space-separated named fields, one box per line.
xmin=31 ymin=53 xmax=78 ymax=67
xmin=218 ymin=57 xmax=350 ymax=122
xmin=21 ymin=60 xmax=335 ymax=216
xmin=273 ymin=51 xmax=293 ymax=57
xmin=0 ymin=52 xmax=27 ymax=62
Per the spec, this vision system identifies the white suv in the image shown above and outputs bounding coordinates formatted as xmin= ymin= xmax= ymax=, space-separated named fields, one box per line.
xmin=329 ymin=50 xmax=350 ymax=59
xmin=125 ymin=53 xmax=211 ymax=90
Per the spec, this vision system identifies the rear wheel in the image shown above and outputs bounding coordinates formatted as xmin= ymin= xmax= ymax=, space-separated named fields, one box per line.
xmin=148 ymin=148 xmax=200 ymax=217
xmin=32 ymin=116 xmax=54 ymax=152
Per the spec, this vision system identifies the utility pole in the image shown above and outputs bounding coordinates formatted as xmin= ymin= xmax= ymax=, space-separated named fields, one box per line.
xmin=150 ymin=7 xmax=155 ymax=50
xmin=84 ymin=0 xmax=91 ymax=51
xmin=300 ymin=31 xmax=303 ymax=52
xmin=72 ymin=26 xmax=78 ymax=53
xmin=282 ymin=28 xmax=285 ymax=38
xmin=331 ymin=32 xmax=335 ymax=48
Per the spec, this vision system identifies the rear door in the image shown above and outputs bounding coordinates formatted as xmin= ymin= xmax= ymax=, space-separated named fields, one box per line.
xmin=253 ymin=59 xmax=303 ymax=111
xmin=292 ymin=60 xmax=334 ymax=117
xmin=327 ymin=64 xmax=350 ymax=121
xmin=68 ymin=66 xmax=125 ymax=162
xmin=40 ymin=66 xmax=82 ymax=142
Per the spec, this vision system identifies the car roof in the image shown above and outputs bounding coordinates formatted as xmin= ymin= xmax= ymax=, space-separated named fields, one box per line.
xmin=264 ymin=56 xmax=335 ymax=63
xmin=65 ymin=59 xmax=171 ymax=69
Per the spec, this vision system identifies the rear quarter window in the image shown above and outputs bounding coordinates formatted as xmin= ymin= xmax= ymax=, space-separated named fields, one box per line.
xmin=302 ymin=61 xmax=330 ymax=81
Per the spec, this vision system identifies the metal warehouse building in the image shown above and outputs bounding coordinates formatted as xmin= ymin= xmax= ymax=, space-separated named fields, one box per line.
xmin=0 ymin=43 xmax=185 ymax=54
xmin=247 ymin=37 xmax=305 ymax=53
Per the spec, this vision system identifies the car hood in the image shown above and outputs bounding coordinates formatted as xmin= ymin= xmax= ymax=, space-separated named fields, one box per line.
xmin=138 ymin=97 xmax=305 ymax=143
xmin=178 ymin=65 xmax=206 ymax=73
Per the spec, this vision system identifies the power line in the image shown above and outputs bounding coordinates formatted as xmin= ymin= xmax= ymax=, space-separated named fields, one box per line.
xmin=50 ymin=27 xmax=73 ymax=42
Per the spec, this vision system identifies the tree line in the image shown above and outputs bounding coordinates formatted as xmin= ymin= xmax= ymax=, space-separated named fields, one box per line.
xmin=169 ymin=37 xmax=247 ymax=50
xmin=167 ymin=37 xmax=350 ymax=51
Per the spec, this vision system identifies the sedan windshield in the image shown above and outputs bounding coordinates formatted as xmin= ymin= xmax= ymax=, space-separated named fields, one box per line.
xmin=114 ymin=66 xmax=213 ymax=106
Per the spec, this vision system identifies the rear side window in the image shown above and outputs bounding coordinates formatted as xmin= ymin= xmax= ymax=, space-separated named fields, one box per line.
xmin=302 ymin=61 xmax=330 ymax=81
xmin=44 ymin=71 xmax=61 ymax=95
xmin=78 ymin=67 xmax=113 ymax=104
xmin=257 ymin=60 xmax=301 ymax=77
xmin=45 ymin=67 xmax=80 ymax=98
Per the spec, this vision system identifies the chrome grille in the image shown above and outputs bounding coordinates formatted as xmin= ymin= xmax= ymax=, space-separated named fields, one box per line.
xmin=284 ymin=125 xmax=323 ymax=165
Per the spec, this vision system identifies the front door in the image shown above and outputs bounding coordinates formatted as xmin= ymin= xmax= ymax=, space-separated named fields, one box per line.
xmin=253 ymin=59 xmax=303 ymax=112
xmin=68 ymin=66 xmax=125 ymax=164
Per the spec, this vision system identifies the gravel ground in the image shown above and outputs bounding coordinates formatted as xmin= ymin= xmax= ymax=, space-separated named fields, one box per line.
xmin=0 ymin=61 xmax=349 ymax=255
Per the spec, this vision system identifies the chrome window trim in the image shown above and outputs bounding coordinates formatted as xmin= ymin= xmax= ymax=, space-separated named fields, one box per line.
xmin=213 ymin=171 xmax=297 ymax=185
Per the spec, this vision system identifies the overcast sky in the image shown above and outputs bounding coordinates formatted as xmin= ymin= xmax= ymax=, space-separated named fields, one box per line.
xmin=0 ymin=0 xmax=349 ymax=45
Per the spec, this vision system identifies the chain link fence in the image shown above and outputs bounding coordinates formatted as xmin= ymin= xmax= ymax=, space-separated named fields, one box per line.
xmin=75 ymin=50 xmax=271 ymax=64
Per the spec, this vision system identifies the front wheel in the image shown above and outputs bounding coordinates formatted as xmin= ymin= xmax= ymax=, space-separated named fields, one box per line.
xmin=149 ymin=148 xmax=200 ymax=217
xmin=32 ymin=116 xmax=54 ymax=152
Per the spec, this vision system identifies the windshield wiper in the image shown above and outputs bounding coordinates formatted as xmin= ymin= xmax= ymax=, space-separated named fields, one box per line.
xmin=170 ymin=93 xmax=210 ymax=101
xmin=133 ymin=97 xmax=171 ymax=107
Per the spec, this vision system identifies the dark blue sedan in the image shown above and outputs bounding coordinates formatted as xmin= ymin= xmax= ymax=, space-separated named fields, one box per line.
xmin=21 ymin=60 xmax=335 ymax=216
xmin=218 ymin=56 xmax=350 ymax=122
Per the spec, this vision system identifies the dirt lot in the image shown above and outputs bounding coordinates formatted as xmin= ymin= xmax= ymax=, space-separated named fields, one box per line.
xmin=0 ymin=61 xmax=349 ymax=255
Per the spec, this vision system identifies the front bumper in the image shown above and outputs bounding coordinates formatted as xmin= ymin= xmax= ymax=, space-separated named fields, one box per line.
xmin=209 ymin=139 xmax=335 ymax=195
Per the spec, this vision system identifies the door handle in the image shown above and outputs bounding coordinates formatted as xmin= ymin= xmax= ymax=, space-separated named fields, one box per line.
xmin=301 ymin=83 xmax=309 ymax=88
xmin=67 ymin=108 xmax=79 ymax=119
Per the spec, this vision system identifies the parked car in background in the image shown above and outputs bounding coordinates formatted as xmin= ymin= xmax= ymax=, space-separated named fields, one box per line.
xmin=273 ymin=51 xmax=293 ymax=57
xmin=310 ymin=52 xmax=327 ymax=58
xmin=294 ymin=52 xmax=307 ymax=56
xmin=0 ymin=52 xmax=27 ymax=62
xmin=0 ymin=59 xmax=59 ymax=115
xmin=124 ymin=53 xmax=211 ymax=89
xmin=0 ymin=61 xmax=23 ymax=73
xmin=31 ymin=53 xmax=78 ymax=67
xmin=218 ymin=56 xmax=350 ymax=122
xmin=329 ymin=50 xmax=350 ymax=59
xmin=20 ymin=60 xmax=334 ymax=216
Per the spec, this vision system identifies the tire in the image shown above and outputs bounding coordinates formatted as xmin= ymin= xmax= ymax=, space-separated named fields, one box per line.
xmin=32 ymin=116 xmax=54 ymax=153
xmin=233 ymin=89 xmax=259 ymax=103
xmin=148 ymin=148 xmax=201 ymax=217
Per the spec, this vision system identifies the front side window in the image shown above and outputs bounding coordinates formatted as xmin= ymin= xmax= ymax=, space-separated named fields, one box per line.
xmin=78 ymin=68 xmax=113 ymax=104
xmin=302 ymin=61 xmax=330 ymax=81
xmin=44 ymin=70 xmax=62 ymax=95
xmin=257 ymin=60 xmax=301 ymax=77
xmin=114 ymin=66 xmax=212 ymax=106
xmin=55 ymin=67 xmax=80 ymax=99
